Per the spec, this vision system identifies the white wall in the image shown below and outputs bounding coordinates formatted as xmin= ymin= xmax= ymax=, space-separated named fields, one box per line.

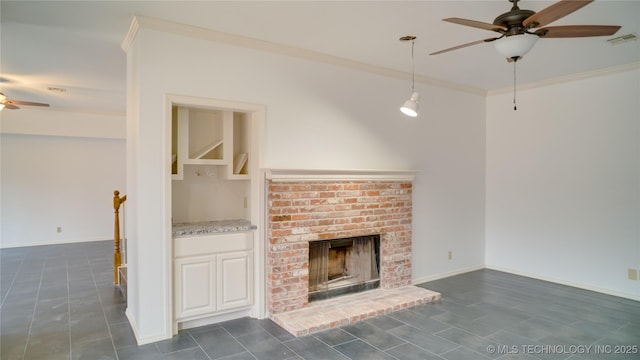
xmin=411 ymin=86 xmax=486 ymax=282
xmin=171 ymin=171 xmax=249 ymax=223
xmin=0 ymin=108 xmax=126 ymax=248
xmin=124 ymin=19 xmax=487 ymax=343
xmin=486 ymin=68 xmax=640 ymax=300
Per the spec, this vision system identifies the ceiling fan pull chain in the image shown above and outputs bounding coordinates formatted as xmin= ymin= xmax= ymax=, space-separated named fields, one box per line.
xmin=513 ymin=60 xmax=517 ymax=111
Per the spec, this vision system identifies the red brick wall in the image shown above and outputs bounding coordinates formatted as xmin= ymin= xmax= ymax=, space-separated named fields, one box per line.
xmin=267 ymin=180 xmax=413 ymax=315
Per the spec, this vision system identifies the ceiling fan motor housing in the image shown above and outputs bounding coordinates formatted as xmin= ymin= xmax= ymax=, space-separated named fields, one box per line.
xmin=494 ymin=9 xmax=536 ymax=35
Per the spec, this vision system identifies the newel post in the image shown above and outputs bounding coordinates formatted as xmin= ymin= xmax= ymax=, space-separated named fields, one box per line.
xmin=113 ymin=190 xmax=127 ymax=284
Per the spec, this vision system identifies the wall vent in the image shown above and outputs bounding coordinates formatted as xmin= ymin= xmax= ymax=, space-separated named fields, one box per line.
xmin=607 ymin=33 xmax=637 ymax=45
xmin=47 ymin=86 xmax=67 ymax=93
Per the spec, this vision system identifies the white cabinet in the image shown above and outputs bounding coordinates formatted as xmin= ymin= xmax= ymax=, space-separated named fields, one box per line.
xmin=173 ymin=232 xmax=254 ymax=324
xmin=217 ymin=252 xmax=253 ymax=310
xmin=174 ymin=255 xmax=216 ymax=319
xmin=172 ymin=107 xmax=250 ymax=180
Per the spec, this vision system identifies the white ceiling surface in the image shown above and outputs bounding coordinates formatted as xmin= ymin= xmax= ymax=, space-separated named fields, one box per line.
xmin=1 ymin=1 xmax=639 ymax=114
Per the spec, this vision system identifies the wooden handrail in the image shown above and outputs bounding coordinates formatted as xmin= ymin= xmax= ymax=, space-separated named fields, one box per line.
xmin=114 ymin=190 xmax=127 ymax=284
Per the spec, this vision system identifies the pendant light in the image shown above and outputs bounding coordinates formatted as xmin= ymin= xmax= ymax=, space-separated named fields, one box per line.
xmin=400 ymin=36 xmax=419 ymax=117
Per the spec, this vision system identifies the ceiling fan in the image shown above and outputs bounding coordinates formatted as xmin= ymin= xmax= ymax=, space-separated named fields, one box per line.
xmin=0 ymin=92 xmax=50 ymax=110
xmin=430 ymin=0 xmax=621 ymax=61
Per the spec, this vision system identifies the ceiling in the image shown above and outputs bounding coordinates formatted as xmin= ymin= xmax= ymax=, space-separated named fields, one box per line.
xmin=1 ymin=0 xmax=638 ymax=114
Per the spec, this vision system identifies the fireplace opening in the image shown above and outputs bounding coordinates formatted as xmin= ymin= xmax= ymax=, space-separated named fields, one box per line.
xmin=308 ymin=234 xmax=380 ymax=302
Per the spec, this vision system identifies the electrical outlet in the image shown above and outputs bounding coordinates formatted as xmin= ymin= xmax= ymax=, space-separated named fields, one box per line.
xmin=628 ymin=268 xmax=638 ymax=281
xmin=243 ymin=197 xmax=248 ymax=209
xmin=56 ymin=227 xmax=62 ymax=233
xmin=448 ymin=251 xmax=452 ymax=260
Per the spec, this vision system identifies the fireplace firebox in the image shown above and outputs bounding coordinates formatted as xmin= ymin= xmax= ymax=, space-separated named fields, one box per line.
xmin=308 ymin=234 xmax=380 ymax=302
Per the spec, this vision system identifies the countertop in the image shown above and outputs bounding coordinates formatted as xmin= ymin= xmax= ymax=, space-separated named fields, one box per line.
xmin=172 ymin=219 xmax=256 ymax=238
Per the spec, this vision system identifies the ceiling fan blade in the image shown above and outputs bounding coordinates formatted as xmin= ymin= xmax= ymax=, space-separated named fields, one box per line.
xmin=523 ymin=0 xmax=593 ymax=28
xmin=443 ymin=18 xmax=507 ymax=32
xmin=6 ymin=99 xmax=50 ymax=107
xmin=4 ymin=104 xmax=20 ymax=110
xmin=535 ymin=25 xmax=621 ymax=38
xmin=430 ymin=37 xmax=499 ymax=56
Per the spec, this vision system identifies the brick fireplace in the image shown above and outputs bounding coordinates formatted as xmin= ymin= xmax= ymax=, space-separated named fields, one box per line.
xmin=266 ymin=172 xmax=415 ymax=316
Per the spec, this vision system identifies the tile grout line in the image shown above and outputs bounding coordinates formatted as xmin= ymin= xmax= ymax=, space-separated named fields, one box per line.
xmin=88 ymin=252 xmax=121 ymax=360
xmin=185 ymin=331 xmax=215 ymax=360
xmin=0 ymin=252 xmax=25 ymax=357
xmin=67 ymin=256 xmax=73 ymax=360
xmin=220 ymin=324 xmax=258 ymax=359
xmin=20 ymin=260 xmax=45 ymax=360
xmin=0 ymin=256 xmax=20 ymax=308
xmin=344 ymin=329 xmax=404 ymax=360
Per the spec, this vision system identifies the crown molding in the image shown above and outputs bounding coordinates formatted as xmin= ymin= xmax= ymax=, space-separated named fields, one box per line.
xmin=125 ymin=16 xmax=486 ymax=96
xmin=121 ymin=15 xmax=140 ymax=52
xmin=488 ymin=62 xmax=640 ymax=96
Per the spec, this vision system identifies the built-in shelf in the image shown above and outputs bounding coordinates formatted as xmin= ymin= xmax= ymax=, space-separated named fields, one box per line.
xmin=233 ymin=153 xmax=248 ymax=175
xmin=171 ymin=106 xmax=251 ymax=180
xmin=191 ymin=139 xmax=223 ymax=160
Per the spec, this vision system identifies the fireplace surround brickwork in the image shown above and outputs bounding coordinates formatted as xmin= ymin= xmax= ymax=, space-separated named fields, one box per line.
xmin=267 ymin=179 xmax=413 ymax=315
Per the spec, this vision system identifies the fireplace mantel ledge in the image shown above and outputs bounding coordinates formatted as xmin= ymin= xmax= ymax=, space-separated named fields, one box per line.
xmin=264 ymin=168 xmax=416 ymax=182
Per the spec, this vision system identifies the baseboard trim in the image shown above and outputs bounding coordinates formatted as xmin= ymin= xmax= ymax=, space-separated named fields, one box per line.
xmin=177 ymin=308 xmax=253 ymax=332
xmin=125 ymin=308 xmax=141 ymax=344
xmin=0 ymin=236 xmax=112 ymax=249
xmin=125 ymin=308 xmax=173 ymax=345
xmin=486 ymin=264 xmax=640 ymax=302
xmin=412 ymin=264 xmax=485 ymax=285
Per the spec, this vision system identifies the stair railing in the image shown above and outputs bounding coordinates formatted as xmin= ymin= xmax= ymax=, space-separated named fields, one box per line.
xmin=113 ymin=190 xmax=127 ymax=284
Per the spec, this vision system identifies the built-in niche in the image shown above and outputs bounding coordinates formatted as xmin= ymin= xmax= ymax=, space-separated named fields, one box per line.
xmin=170 ymin=104 xmax=252 ymax=223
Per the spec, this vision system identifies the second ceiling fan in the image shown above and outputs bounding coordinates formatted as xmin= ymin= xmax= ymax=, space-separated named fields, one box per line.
xmin=430 ymin=0 xmax=621 ymax=61
xmin=0 ymin=92 xmax=49 ymax=110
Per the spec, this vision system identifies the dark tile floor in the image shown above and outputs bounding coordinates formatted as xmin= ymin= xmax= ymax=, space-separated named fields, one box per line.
xmin=1 ymin=240 xmax=639 ymax=359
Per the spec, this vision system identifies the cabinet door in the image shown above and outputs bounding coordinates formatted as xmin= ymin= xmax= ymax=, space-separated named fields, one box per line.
xmin=174 ymin=256 xmax=216 ymax=319
xmin=217 ymin=251 xmax=253 ymax=310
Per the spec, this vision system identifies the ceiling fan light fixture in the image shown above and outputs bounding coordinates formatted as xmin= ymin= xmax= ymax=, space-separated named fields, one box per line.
xmin=400 ymin=92 xmax=420 ymax=117
xmin=493 ymin=33 xmax=539 ymax=60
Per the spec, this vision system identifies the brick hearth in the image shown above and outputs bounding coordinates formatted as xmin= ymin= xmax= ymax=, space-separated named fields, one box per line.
xmin=267 ymin=178 xmax=416 ymax=318
xmin=271 ymin=285 xmax=441 ymax=336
